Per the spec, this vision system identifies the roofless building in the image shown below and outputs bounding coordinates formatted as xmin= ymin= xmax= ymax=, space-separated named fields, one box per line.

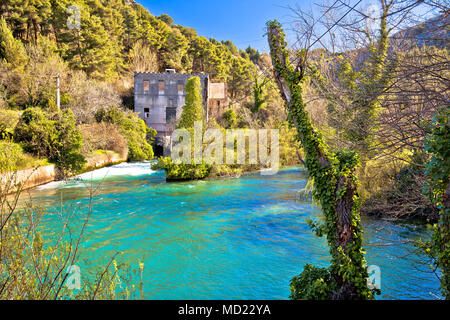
xmin=134 ymin=69 xmax=228 ymax=156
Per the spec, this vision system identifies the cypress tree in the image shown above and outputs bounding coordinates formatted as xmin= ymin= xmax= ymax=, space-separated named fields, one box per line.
xmin=177 ymin=76 xmax=203 ymax=129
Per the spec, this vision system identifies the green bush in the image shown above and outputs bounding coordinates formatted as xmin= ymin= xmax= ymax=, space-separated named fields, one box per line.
xmin=14 ymin=107 xmax=85 ymax=175
xmin=0 ymin=108 xmax=21 ymax=139
xmin=289 ymin=264 xmax=336 ymax=300
xmin=222 ymin=109 xmax=237 ymax=128
xmin=0 ymin=140 xmax=44 ymax=172
xmin=152 ymin=157 xmax=211 ymax=181
xmin=95 ymin=107 xmax=155 ymax=161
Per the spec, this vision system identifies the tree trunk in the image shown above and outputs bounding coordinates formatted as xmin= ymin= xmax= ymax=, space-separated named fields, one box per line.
xmin=267 ymin=20 xmax=371 ymax=299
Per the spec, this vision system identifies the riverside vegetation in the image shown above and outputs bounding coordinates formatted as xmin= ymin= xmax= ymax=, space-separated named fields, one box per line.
xmin=0 ymin=0 xmax=449 ymax=300
xmin=264 ymin=0 xmax=449 ymax=300
xmin=0 ymin=0 xmax=298 ymax=300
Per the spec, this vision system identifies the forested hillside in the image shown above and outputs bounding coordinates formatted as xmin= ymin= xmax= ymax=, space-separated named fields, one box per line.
xmin=0 ymin=0 xmax=270 ymax=177
xmin=0 ymin=0 xmax=257 ymax=88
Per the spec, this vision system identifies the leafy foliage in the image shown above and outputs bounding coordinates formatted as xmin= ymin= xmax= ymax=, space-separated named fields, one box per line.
xmin=290 ymin=264 xmax=337 ymax=300
xmin=0 ymin=17 xmax=28 ymax=71
xmin=14 ymin=107 xmax=85 ymax=176
xmin=0 ymin=108 xmax=20 ymax=139
xmin=267 ymin=20 xmax=374 ymax=300
xmin=420 ymin=106 xmax=450 ymax=299
xmin=152 ymin=157 xmax=211 ymax=181
xmin=95 ymin=107 xmax=155 ymax=161
xmin=0 ymin=139 xmax=45 ymax=172
xmin=177 ymin=77 xmax=203 ymax=129
xmin=222 ymin=109 xmax=237 ymax=129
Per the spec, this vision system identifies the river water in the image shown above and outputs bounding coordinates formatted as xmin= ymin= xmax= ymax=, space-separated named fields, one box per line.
xmin=20 ymin=162 xmax=440 ymax=299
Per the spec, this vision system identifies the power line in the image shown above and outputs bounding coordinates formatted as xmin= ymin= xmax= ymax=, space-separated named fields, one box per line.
xmin=307 ymin=0 xmax=363 ymax=50
xmin=229 ymin=0 xmax=366 ymax=106
xmin=288 ymin=0 xmax=341 ymax=50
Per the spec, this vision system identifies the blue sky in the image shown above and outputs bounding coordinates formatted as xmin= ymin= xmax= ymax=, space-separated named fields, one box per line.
xmin=139 ymin=0 xmax=312 ymax=52
xmin=139 ymin=0 xmax=438 ymax=53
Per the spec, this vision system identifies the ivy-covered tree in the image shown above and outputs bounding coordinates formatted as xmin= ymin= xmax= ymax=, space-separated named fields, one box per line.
xmin=153 ymin=76 xmax=211 ymax=180
xmin=252 ymin=75 xmax=269 ymax=113
xmin=267 ymin=20 xmax=374 ymax=300
xmin=177 ymin=76 xmax=203 ymax=129
xmin=421 ymin=106 xmax=450 ymax=299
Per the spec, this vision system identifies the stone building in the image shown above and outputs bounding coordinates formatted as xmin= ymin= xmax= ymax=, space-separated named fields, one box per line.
xmin=134 ymin=70 xmax=227 ymax=156
xmin=207 ymin=81 xmax=229 ymax=119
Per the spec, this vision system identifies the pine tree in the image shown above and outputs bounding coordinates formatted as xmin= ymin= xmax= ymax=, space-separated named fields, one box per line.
xmin=0 ymin=17 xmax=28 ymax=71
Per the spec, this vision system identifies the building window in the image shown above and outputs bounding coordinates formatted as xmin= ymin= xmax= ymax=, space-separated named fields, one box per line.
xmin=177 ymin=81 xmax=184 ymax=93
xmin=158 ymin=80 xmax=165 ymax=92
xmin=168 ymin=98 xmax=175 ymax=107
xmin=143 ymin=80 xmax=149 ymax=93
xmin=144 ymin=107 xmax=150 ymax=118
xmin=166 ymin=107 xmax=177 ymax=123
xmin=217 ymin=101 xmax=221 ymax=107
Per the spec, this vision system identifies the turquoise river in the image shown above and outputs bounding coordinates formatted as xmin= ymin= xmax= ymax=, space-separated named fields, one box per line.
xmin=19 ymin=162 xmax=441 ymax=299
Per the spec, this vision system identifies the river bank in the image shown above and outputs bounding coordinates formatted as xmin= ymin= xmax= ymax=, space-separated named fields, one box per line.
xmin=0 ymin=151 xmax=127 ymax=194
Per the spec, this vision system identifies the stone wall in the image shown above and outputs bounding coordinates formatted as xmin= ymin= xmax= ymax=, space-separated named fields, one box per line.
xmin=84 ymin=150 xmax=127 ymax=171
xmin=1 ymin=152 xmax=128 ymax=194
xmin=208 ymin=82 xmax=229 ymax=119
xmin=0 ymin=164 xmax=56 ymax=194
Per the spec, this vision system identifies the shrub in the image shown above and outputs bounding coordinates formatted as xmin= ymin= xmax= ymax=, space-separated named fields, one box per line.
xmin=152 ymin=157 xmax=211 ymax=181
xmin=222 ymin=109 xmax=237 ymax=128
xmin=14 ymin=107 xmax=85 ymax=175
xmin=95 ymin=107 xmax=155 ymax=161
xmin=78 ymin=122 xmax=128 ymax=158
xmin=0 ymin=140 xmax=44 ymax=172
xmin=0 ymin=108 xmax=21 ymax=139
xmin=14 ymin=107 xmax=56 ymax=157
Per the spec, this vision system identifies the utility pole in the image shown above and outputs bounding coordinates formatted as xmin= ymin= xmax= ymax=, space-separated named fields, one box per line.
xmin=55 ymin=74 xmax=60 ymax=110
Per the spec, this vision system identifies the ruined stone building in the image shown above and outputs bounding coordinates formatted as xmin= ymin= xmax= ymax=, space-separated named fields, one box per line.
xmin=208 ymin=81 xmax=228 ymax=119
xmin=134 ymin=70 xmax=228 ymax=155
